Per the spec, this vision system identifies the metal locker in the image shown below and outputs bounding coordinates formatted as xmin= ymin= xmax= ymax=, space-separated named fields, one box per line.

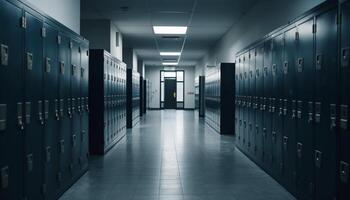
xmin=294 ymin=18 xmax=315 ymax=200
xmin=255 ymin=44 xmax=264 ymax=164
xmin=239 ymin=55 xmax=244 ymax=147
xmin=57 ymin=33 xmax=72 ymax=189
xmin=42 ymin=23 xmax=59 ymax=199
xmin=271 ymin=33 xmax=284 ymax=180
xmin=0 ymin=1 xmax=23 ymax=199
xmin=314 ymin=6 xmax=338 ymax=200
xmin=263 ymin=39 xmax=273 ymax=169
xmin=70 ymin=39 xmax=81 ymax=177
xmin=23 ymin=10 xmax=44 ymax=200
xmin=282 ymin=27 xmax=297 ymax=194
xmin=235 ymin=57 xmax=240 ymax=139
xmin=339 ymin=1 xmax=350 ymax=199
xmin=80 ymin=41 xmax=89 ymax=170
xmin=249 ymin=49 xmax=256 ymax=155
xmin=243 ymin=53 xmax=248 ymax=150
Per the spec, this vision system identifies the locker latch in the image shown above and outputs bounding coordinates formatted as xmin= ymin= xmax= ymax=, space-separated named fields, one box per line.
xmin=272 ymin=131 xmax=276 ymax=143
xmin=283 ymin=99 xmax=288 ymax=116
xmin=72 ymin=134 xmax=77 ymax=147
xmin=59 ymin=62 xmax=65 ymax=74
xmin=1 ymin=166 xmax=9 ymax=189
xmin=81 ymin=68 xmax=85 ymax=78
xmin=77 ymin=98 xmax=81 ymax=113
xmin=81 ymin=98 xmax=85 ymax=112
xmin=340 ymin=105 xmax=348 ymax=130
xmin=38 ymin=101 xmax=44 ymax=125
xmin=46 ymin=146 xmax=51 ymax=163
xmin=45 ymin=57 xmax=51 ymax=73
xmin=54 ymin=99 xmax=59 ymax=120
xmin=271 ymin=98 xmax=276 ymax=113
xmin=25 ymin=102 xmax=31 ymax=124
xmin=264 ymin=67 xmax=268 ymax=77
xmin=71 ymin=65 xmax=77 ymax=76
xmin=297 ymin=143 xmax=303 ymax=159
xmin=278 ymin=99 xmax=283 ymax=116
xmin=255 ymin=69 xmax=260 ymax=77
xmin=283 ymin=61 xmax=288 ymax=74
xmin=330 ymin=104 xmax=337 ymax=130
xmin=81 ymin=130 xmax=86 ymax=142
xmin=17 ymin=102 xmax=24 ymax=130
xmin=272 ymin=64 xmax=277 ymax=76
xmin=60 ymin=99 xmax=64 ymax=117
xmin=283 ymin=136 xmax=288 ymax=151
xmin=297 ymin=58 xmax=304 ymax=73
xmin=315 ymin=102 xmax=321 ymax=123
xmin=297 ymin=101 xmax=303 ymax=119
xmin=0 ymin=104 xmax=7 ymax=131
xmin=1 ymin=44 xmax=9 ymax=66
xmin=71 ymin=98 xmax=75 ymax=114
xmin=60 ymin=140 xmax=65 ymax=154
xmin=316 ymin=54 xmax=323 ymax=70
xmin=262 ymin=98 xmax=267 ymax=111
xmin=86 ymin=97 xmax=89 ymax=112
xmin=67 ymin=98 xmax=72 ymax=118
xmin=308 ymin=102 xmax=313 ymax=123
xmin=27 ymin=52 xmax=33 ymax=70
xmin=340 ymin=161 xmax=349 ymax=183
xmin=314 ymin=150 xmax=322 ymax=168
xmin=341 ymin=47 xmax=350 ymax=68
xmin=44 ymin=100 xmax=49 ymax=120
xmin=292 ymin=100 xmax=296 ymax=119
xmin=26 ymin=154 xmax=33 ymax=172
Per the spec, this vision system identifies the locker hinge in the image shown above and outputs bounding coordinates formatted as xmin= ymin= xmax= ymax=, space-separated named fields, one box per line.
xmin=41 ymin=27 xmax=46 ymax=38
xmin=21 ymin=16 xmax=27 ymax=29
xmin=312 ymin=24 xmax=317 ymax=33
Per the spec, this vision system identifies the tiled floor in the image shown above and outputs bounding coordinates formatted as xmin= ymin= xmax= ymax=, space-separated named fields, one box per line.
xmin=60 ymin=110 xmax=295 ymax=200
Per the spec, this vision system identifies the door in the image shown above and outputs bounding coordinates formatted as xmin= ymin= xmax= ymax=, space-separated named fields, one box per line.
xmin=164 ymin=78 xmax=176 ymax=109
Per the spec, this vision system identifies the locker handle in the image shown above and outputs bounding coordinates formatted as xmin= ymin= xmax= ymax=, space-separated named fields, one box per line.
xmin=308 ymin=113 xmax=313 ymax=123
xmin=340 ymin=161 xmax=349 ymax=183
xmin=55 ymin=99 xmax=60 ymax=121
xmin=17 ymin=103 xmax=24 ymax=130
xmin=292 ymin=110 xmax=296 ymax=119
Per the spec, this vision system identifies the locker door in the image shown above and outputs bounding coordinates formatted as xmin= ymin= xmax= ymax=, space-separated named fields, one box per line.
xmin=235 ymin=57 xmax=240 ymax=139
xmin=295 ymin=18 xmax=314 ymax=200
xmin=314 ymin=7 xmax=338 ymax=200
xmin=243 ymin=54 xmax=248 ymax=149
xmin=255 ymin=45 xmax=264 ymax=164
xmin=57 ymin=34 xmax=72 ymax=189
xmin=339 ymin=1 xmax=350 ymax=199
xmin=237 ymin=57 xmax=242 ymax=146
xmin=42 ymin=23 xmax=59 ymax=199
xmin=282 ymin=27 xmax=297 ymax=194
xmin=23 ymin=11 xmax=44 ymax=200
xmin=271 ymin=33 xmax=284 ymax=180
xmin=70 ymin=39 xmax=81 ymax=177
xmin=80 ymin=41 xmax=89 ymax=170
xmin=249 ymin=49 xmax=256 ymax=155
xmin=104 ymin=56 xmax=107 ymax=147
xmin=0 ymin=1 xmax=23 ymax=199
xmin=263 ymin=39 xmax=272 ymax=168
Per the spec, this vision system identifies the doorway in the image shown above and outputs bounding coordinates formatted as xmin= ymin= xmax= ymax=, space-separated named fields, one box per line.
xmin=164 ymin=78 xmax=177 ymax=109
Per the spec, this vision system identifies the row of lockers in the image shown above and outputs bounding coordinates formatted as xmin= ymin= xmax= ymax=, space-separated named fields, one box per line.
xmin=204 ymin=63 xmax=235 ymax=135
xmin=127 ymin=69 xmax=141 ymax=128
xmin=235 ymin=1 xmax=350 ymax=199
xmin=195 ymin=76 xmax=205 ymax=117
xmin=0 ymin=0 xmax=89 ymax=199
xmin=89 ymin=49 xmax=127 ymax=155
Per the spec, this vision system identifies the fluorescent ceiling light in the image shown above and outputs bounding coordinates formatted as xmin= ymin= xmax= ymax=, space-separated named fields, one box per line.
xmin=160 ymin=52 xmax=181 ymax=56
xmin=163 ymin=62 xmax=178 ymax=66
xmin=153 ymin=26 xmax=187 ymax=34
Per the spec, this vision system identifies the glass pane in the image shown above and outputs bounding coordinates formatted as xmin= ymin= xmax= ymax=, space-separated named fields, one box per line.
xmin=177 ymin=82 xmax=184 ymax=101
xmin=161 ymin=71 xmax=165 ymax=81
xmin=177 ymin=71 xmax=184 ymax=81
xmin=164 ymin=71 xmax=176 ymax=77
xmin=161 ymin=82 xmax=164 ymax=101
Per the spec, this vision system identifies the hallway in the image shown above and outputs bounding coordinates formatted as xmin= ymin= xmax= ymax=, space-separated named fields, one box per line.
xmin=60 ymin=110 xmax=294 ymax=200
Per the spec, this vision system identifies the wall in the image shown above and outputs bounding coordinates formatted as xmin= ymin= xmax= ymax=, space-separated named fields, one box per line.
xmin=145 ymin=66 xmax=195 ymax=109
xmin=123 ymin=48 xmax=138 ymax=70
xmin=110 ymin=22 xmax=123 ymax=61
xmin=196 ymin=0 xmax=326 ymax=76
xmin=28 ymin=0 xmax=80 ymax=33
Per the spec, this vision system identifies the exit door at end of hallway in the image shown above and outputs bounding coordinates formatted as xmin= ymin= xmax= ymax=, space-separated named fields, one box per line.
xmin=164 ymin=78 xmax=177 ymax=109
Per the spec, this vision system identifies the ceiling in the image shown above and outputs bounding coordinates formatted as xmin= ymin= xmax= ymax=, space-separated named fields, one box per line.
xmin=81 ymin=0 xmax=259 ymax=66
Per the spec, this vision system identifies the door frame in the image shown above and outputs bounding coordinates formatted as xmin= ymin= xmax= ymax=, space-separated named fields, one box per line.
xmin=159 ymin=70 xmax=185 ymax=109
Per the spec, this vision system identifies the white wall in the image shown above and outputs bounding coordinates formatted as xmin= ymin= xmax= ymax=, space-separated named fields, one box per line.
xmin=28 ymin=0 xmax=80 ymax=33
xmin=110 ymin=22 xmax=123 ymax=61
xmin=145 ymin=66 xmax=195 ymax=109
xmin=196 ymin=0 xmax=326 ymax=76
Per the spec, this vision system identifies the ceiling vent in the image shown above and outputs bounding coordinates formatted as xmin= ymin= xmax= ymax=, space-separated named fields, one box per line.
xmin=161 ymin=36 xmax=182 ymax=40
xmin=162 ymin=59 xmax=178 ymax=62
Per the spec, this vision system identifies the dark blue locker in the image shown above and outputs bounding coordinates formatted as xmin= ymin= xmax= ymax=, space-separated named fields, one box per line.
xmin=243 ymin=53 xmax=248 ymax=149
xmin=57 ymin=33 xmax=72 ymax=190
xmin=314 ymin=7 xmax=338 ymax=200
xmin=239 ymin=56 xmax=244 ymax=147
xmin=282 ymin=27 xmax=297 ymax=194
xmin=294 ymin=18 xmax=315 ymax=200
xmin=23 ymin=10 xmax=44 ymax=200
xmin=0 ymin=1 xmax=23 ymax=199
xmin=80 ymin=41 xmax=89 ymax=170
xmin=70 ymin=40 xmax=81 ymax=177
xmin=271 ymin=33 xmax=284 ymax=179
xmin=249 ymin=49 xmax=256 ymax=155
xmin=235 ymin=57 xmax=240 ymax=140
xmin=255 ymin=44 xmax=264 ymax=164
xmin=42 ymin=23 xmax=59 ymax=199
xmin=339 ymin=1 xmax=350 ymax=199
xmin=263 ymin=39 xmax=273 ymax=168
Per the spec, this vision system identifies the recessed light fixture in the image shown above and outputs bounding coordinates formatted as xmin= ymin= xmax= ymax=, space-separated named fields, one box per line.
xmin=160 ymin=52 xmax=181 ymax=56
xmin=153 ymin=26 xmax=187 ymax=35
xmin=163 ymin=62 xmax=178 ymax=66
